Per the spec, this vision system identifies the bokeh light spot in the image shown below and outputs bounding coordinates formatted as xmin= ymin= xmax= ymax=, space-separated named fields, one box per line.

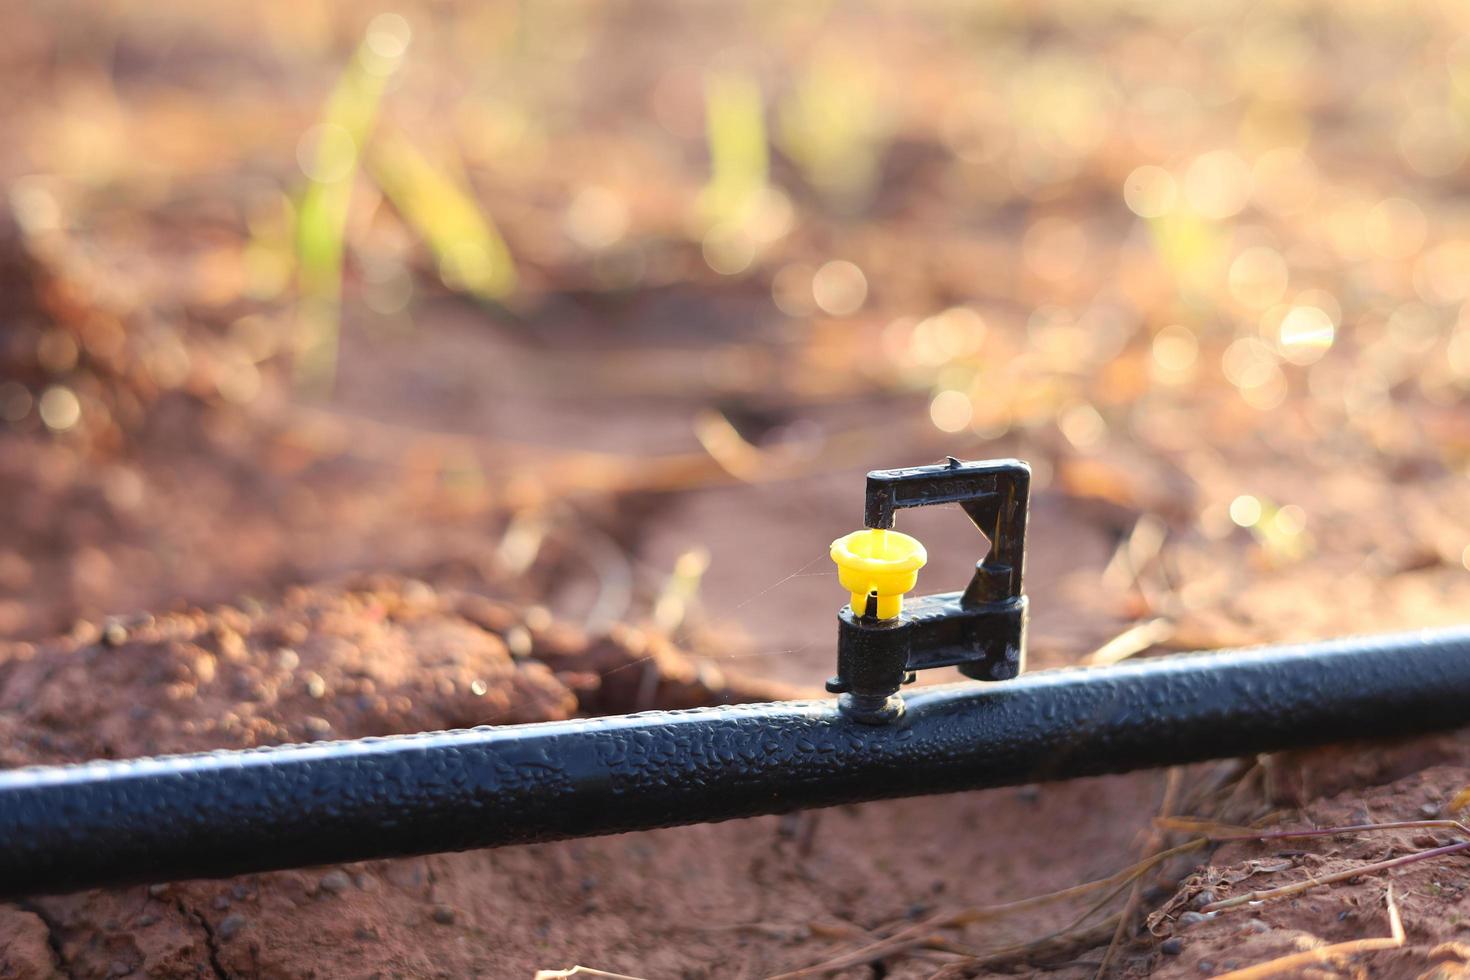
xmin=811 ymin=260 xmax=867 ymax=316
xmin=1151 ymin=325 xmax=1199 ymax=384
xmin=1229 ymin=495 xmax=1262 ymax=528
xmin=1058 ymin=402 xmax=1106 ymax=450
xmin=1275 ymin=306 xmax=1335 ymax=364
xmin=772 ymin=263 xmax=816 ymax=317
xmin=928 ymin=389 xmax=973 ymax=432
xmin=702 ymin=226 xmax=755 ymax=275
xmin=365 ymin=14 xmax=411 ymax=60
xmin=1123 ymin=165 xmax=1176 ymax=218
xmin=1184 ymin=150 xmax=1252 ymax=220
xmin=910 ymin=307 xmax=986 ymax=365
xmin=564 ymin=187 xmax=629 ymax=251
xmin=1398 ymin=108 xmax=1469 ymax=178
xmin=1274 ymin=504 xmax=1306 ymax=537
xmin=38 ymin=386 xmax=81 ymax=432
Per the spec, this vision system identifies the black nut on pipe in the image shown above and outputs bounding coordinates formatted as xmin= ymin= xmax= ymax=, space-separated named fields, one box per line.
xmin=2 ymin=628 xmax=1470 ymax=899
xmin=829 ymin=607 xmax=911 ymax=722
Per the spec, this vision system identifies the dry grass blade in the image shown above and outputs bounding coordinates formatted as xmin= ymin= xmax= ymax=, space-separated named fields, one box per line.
xmin=924 ymin=915 xmax=1123 ymax=978
xmin=1207 ymin=884 xmax=1403 ymax=980
xmin=943 ymin=837 xmax=1209 ymax=931
xmin=1095 ymin=767 xmax=1183 ymax=977
xmin=1157 ymin=815 xmax=1470 ymax=841
xmin=692 ymin=408 xmax=826 ymax=483
xmin=1081 ymin=618 xmax=1174 ymax=667
xmin=1201 ymin=839 xmax=1470 ymax=913
xmin=533 ymin=968 xmax=649 ymax=980
xmin=767 ymin=838 xmax=1207 ymax=979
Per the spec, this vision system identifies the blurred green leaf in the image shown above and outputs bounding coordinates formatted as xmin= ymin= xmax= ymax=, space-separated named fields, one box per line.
xmin=369 ymin=133 xmax=517 ymax=304
xmin=698 ymin=69 xmax=769 ymax=229
xmin=293 ymin=15 xmax=410 ymax=392
xmin=777 ymin=51 xmax=887 ymax=212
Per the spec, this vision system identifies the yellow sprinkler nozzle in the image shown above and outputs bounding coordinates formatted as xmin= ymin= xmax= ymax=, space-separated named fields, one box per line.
xmin=830 ymin=528 xmax=928 ymax=620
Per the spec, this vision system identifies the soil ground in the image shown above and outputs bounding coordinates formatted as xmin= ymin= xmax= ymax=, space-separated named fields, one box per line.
xmin=3 ymin=2 xmax=1470 ymax=977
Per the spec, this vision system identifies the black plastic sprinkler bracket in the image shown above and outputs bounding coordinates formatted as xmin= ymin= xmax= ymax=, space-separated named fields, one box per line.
xmin=828 ymin=457 xmax=1030 ymax=723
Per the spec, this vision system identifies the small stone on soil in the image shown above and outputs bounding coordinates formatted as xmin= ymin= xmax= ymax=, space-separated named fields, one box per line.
xmin=1161 ymin=938 xmax=1184 ymax=955
xmin=218 ymin=914 xmax=246 ymax=940
xmin=1178 ymin=911 xmax=1209 ymax=928
xmin=319 ymin=870 xmax=352 ymax=894
xmin=431 ymin=904 xmax=456 ymax=925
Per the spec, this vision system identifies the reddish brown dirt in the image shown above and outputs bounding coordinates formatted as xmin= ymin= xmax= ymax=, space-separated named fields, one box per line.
xmin=4 ymin=1 xmax=1470 ymax=977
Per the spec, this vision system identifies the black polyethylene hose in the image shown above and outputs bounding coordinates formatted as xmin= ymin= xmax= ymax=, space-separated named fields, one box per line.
xmin=2 ymin=627 xmax=1470 ymax=898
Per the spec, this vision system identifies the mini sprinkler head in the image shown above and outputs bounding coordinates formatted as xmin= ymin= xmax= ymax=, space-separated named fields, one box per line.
xmin=828 ymin=458 xmax=1032 ymax=723
xmin=829 ymin=527 xmax=927 ymax=620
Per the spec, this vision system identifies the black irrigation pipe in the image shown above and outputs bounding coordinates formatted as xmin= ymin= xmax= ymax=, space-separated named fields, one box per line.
xmin=3 ymin=627 xmax=1470 ymax=899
